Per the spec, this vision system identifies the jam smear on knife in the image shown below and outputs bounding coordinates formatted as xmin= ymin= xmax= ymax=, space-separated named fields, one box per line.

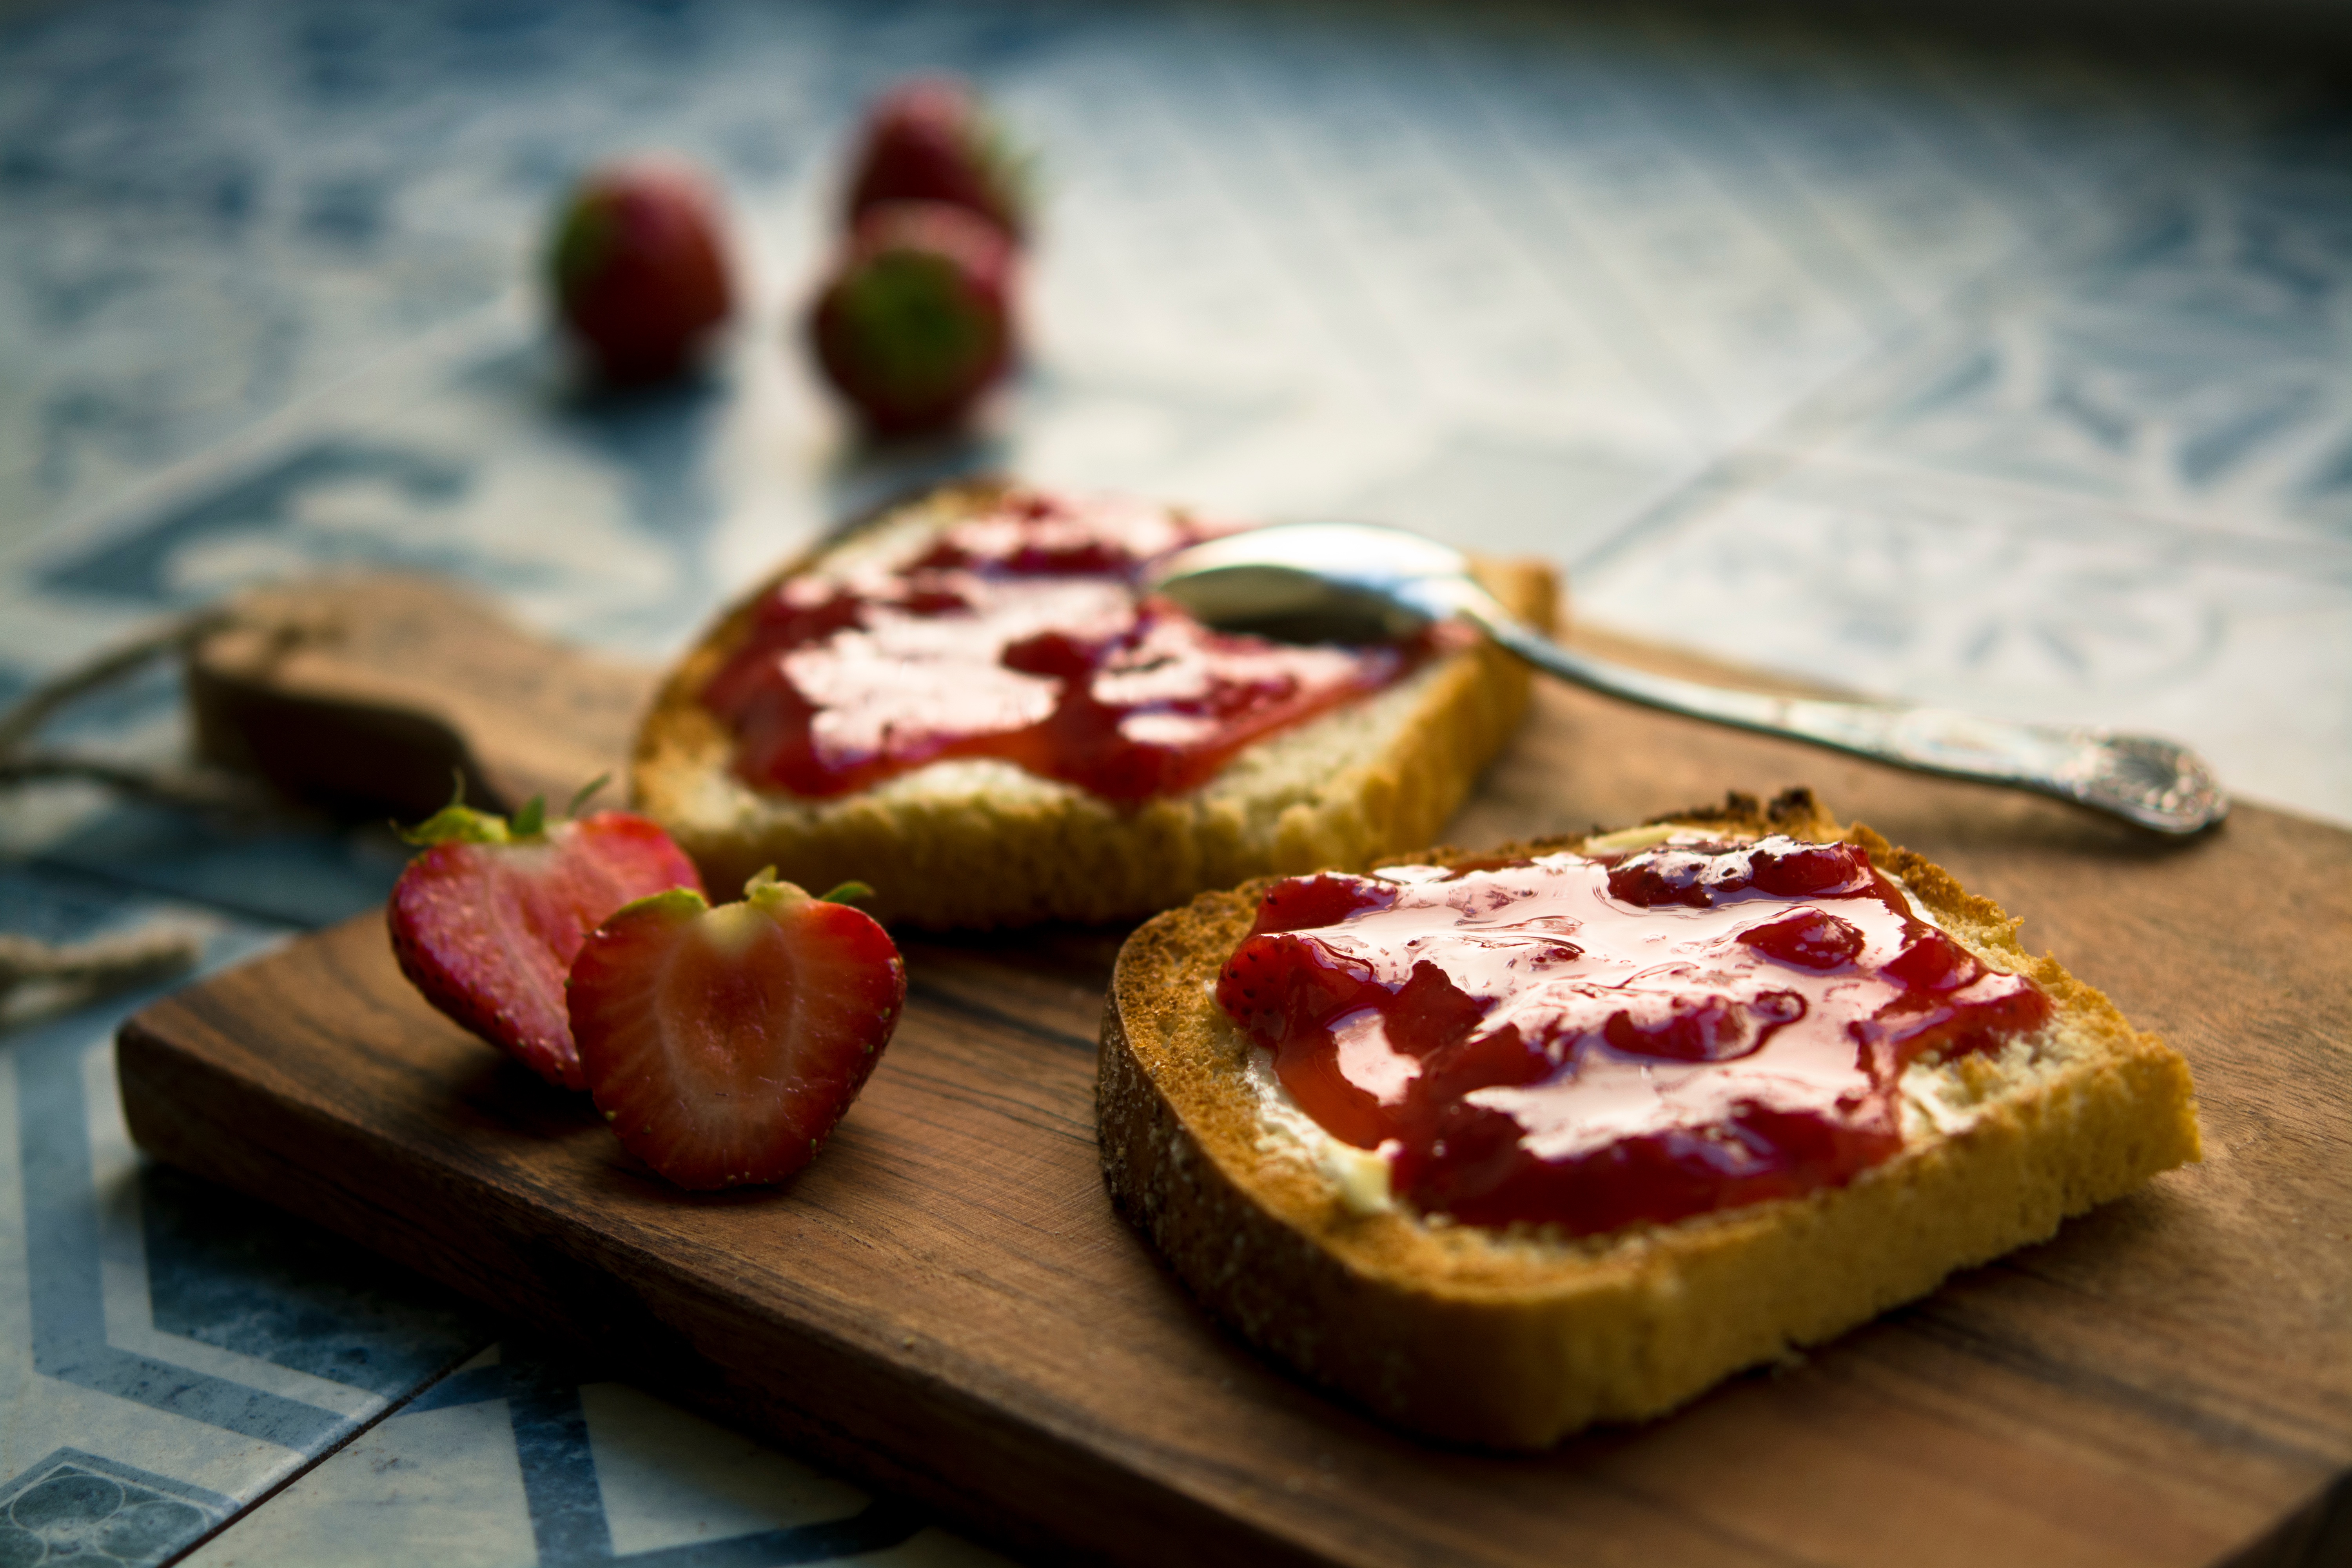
xmin=702 ymin=491 xmax=1425 ymax=804
xmin=1216 ymin=837 xmax=2052 ymax=1234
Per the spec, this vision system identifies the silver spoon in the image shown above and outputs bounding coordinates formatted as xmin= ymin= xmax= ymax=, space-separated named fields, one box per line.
xmin=1148 ymin=521 xmax=2227 ymax=835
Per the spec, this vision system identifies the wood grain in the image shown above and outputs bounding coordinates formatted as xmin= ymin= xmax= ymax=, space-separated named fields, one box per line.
xmin=123 ymin=603 xmax=2350 ymax=1568
xmin=187 ymin=573 xmax=649 ymax=819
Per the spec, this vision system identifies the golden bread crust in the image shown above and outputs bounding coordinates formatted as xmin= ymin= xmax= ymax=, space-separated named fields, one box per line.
xmin=632 ymin=481 xmax=1555 ymax=927
xmin=1097 ymin=788 xmax=2203 ymax=1448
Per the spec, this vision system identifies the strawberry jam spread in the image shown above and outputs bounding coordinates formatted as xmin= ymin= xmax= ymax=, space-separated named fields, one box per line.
xmin=1216 ymin=835 xmax=2052 ymax=1234
xmin=701 ymin=490 xmax=1422 ymax=803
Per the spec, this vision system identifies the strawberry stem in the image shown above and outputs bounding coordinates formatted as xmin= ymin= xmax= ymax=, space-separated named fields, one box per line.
xmin=398 ymin=804 xmax=514 ymax=848
xmin=604 ymin=885 xmax=710 ymax=924
xmin=396 ymin=779 xmax=552 ymax=850
xmin=742 ymin=866 xmax=817 ymax=913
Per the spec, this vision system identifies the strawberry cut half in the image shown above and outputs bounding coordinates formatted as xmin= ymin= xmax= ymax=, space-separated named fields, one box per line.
xmin=569 ymin=871 xmax=907 ymax=1191
xmin=387 ymin=793 xmax=704 ymax=1091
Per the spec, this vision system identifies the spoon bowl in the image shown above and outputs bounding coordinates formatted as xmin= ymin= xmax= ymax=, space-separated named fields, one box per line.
xmin=1145 ymin=522 xmax=1473 ymax=643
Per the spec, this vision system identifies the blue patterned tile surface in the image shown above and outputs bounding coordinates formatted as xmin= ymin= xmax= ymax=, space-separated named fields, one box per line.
xmin=2 ymin=0 xmax=2347 ymax=1563
xmin=0 ymin=878 xmax=490 ymax=1566
xmin=0 ymin=1450 xmax=235 ymax=1568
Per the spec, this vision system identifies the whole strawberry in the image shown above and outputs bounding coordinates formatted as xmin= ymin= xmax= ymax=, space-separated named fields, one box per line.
xmin=387 ymin=791 xmax=704 ymax=1089
xmin=549 ymin=157 xmax=734 ymax=385
xmin=808 ymin=200 xmax=1015 ymax=436
xmin=569 ymin=871 xmax=906 ymax=1191
xmin=845 ymin=76 xmax=1029 ymax=242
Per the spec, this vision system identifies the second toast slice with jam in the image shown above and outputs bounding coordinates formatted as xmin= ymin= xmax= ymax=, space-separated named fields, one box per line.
xmin=1098 ymin=788 xmax=2202 ymax=1448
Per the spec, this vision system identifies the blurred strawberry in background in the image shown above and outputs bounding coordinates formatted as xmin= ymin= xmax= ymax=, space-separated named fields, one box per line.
xmin=808 ymin=199 xmax=1016 ymax=436
xmin=844 ymin=75 xmax=1030 ymax=242
xmin=549 ymin=157 xmax=735 ymax=385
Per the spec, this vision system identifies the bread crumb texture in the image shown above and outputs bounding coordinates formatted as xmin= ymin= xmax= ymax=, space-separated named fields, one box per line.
xmin=632 ymin=481 xmax=1554 ymax=927
xmin=1098 ymin=788 xmax=2203 ymax=1448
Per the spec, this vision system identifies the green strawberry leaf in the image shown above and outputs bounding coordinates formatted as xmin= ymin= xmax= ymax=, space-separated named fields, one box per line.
xmin=565 ymin=773 xmax=612 ymax=819
xmin=551 ymin=194 xmax=619 ymax=299
xmin=976 ymin=114 xmax=1036 ymax=232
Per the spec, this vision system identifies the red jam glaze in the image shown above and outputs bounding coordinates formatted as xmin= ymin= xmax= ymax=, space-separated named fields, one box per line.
xmin=700 ymin=490 xmax=1423 ymax=804
xmin=1215 ymin=836 xmax=2053 ymax=1234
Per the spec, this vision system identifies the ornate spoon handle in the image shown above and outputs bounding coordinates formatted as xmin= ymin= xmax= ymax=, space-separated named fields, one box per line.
xmin=1431 ymin=583 xmax=2229 ymax=835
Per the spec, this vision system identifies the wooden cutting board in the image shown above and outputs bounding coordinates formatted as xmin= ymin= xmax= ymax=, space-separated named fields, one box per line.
xmin=122 ymin=581 xmax=2350 ymax=1568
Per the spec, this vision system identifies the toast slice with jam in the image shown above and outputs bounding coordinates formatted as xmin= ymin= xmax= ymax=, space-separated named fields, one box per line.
xmin=1098 ymin=788 xmax=2203 ymax=1447
xmin=632 ymin=480 xmax=1553 ymax=929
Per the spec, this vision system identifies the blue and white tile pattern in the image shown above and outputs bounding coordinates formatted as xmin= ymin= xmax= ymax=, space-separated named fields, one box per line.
xmin=3 ymin=0 xmax=2347 ymax=1562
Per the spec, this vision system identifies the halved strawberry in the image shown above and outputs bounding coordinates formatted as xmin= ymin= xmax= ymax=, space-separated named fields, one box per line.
xmin=387 ymin=791 xmax=704 ymax=1090
xmin=569 ymin=871 xmax=906 ymax=1191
